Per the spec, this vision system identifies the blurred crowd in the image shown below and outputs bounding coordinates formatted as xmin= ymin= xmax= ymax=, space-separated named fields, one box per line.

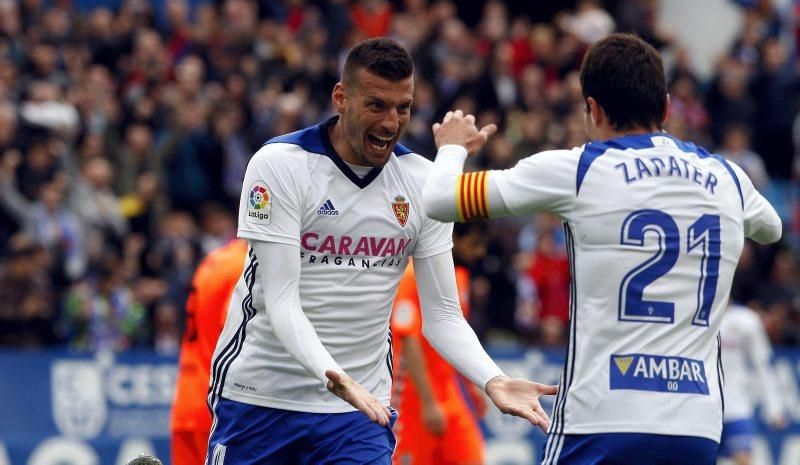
xmin=1 ymin=0 xmax=799 ymax=352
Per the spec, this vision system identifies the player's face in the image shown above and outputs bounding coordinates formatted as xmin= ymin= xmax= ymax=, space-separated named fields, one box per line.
xmin=335 ymin=69 xmax=413 ymax=167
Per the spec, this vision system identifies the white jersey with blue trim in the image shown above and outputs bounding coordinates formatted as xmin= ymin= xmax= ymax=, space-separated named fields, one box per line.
xmin=488 ymin=133 xmax=780 ymax=444
xmin=209 ymin=117 xmax=452 ymax=413
xmin=720 ymin=304 xmax=784 ymax=423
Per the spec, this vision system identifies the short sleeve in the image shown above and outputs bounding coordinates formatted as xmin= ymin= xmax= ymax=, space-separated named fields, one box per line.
xmin=412 ymin=216 xmax=453 ymax=259
xmin=391 ymin=266 xmax=422 ymax=338
xmin=491 ymin=149 xmax=579 ymax=217
xmin=237 ymin=144 xmax=307 ymax=246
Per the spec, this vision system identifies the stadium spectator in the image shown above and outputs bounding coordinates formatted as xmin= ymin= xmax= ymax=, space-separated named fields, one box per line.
xmin=0 ymin=236 xmax=57 ymax=347
xmin=0 ymin=0 xmax=795 ymax=354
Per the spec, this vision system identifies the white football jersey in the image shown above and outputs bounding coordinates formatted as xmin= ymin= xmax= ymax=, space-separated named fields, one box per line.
xmin=209 ymin=117 xmax=452 ymax=413
xmin=489 ymin=133 xmax=779 ymax=445
xmin=720 ymin=304 xmax=783 ymax=422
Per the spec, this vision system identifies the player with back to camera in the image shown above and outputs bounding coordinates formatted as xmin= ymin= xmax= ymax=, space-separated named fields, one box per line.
xmin=421 ymin=33 xmax=782 ymax=465
xmin=205 ymin=37 xmax=556 ymax=465
xmin=718 ymin=299 xmax=786 ymax=465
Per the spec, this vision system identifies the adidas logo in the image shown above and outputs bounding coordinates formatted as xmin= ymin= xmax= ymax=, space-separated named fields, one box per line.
xmin=317 ymin=199 xmax=339 ymax=216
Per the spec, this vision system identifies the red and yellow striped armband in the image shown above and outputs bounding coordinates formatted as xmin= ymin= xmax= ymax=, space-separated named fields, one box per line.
xmin=456 ymin=171 xmax=490 ymax=221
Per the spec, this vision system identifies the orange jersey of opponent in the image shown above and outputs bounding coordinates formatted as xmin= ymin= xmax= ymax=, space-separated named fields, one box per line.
xmin=391 ymin=262 xmax=484 ymax=465
xmin=391 ymin=264 xmax=472 ymax=395
xmin=170 ymin=239 xmax=248 ymax=433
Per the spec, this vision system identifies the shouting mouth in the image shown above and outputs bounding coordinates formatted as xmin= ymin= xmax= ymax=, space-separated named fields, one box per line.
xmin=367 ymin=133 xmax=395 ymax=153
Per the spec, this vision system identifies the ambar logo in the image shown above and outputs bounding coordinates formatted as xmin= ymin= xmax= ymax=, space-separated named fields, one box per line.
xmin=610 ymin=353 xmax=709 ymax=395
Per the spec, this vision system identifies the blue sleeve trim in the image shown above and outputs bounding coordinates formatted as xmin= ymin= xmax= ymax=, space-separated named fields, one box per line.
xmin=394 ymin=143 xmax=413 ymax=156
xmin=264 ymin=123 xmax=327 ymax=154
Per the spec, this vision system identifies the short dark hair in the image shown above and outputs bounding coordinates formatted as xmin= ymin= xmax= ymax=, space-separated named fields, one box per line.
xmin=580 ymin=33 xmax=667 ymax=131
xmin=342 ymin=38 xmax=414 ymax=88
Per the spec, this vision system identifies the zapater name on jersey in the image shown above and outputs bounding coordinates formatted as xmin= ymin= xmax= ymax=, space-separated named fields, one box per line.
xmin=472 ymin=132 xmax=780 ymax=447
xmin=210 ymin=117 xmax=453 ymax=414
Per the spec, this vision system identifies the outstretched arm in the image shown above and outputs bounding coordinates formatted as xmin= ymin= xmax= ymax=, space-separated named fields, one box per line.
xmin=252 ymin=239 xmax=391 ymax=425
xmin=414 ymin=251 xmax=557 ymax=431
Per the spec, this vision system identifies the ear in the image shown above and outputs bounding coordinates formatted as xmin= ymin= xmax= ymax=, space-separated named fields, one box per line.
xmin=662 ymin=93 xmax=671 ymax=126
xmin=332 ymin=82 xmax=346 ymax=113
xmin=586 ymin=96 xmax=603 ymax=127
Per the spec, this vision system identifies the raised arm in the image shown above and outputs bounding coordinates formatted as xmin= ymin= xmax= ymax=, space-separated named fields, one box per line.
xmin=421 ymin=144 xmax=513 ymax=222
xmin=422 ymin=110 xmax=576 ymax=223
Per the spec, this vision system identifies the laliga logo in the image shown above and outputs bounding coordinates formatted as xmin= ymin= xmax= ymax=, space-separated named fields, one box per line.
xmin=249 ymin=185 xmax=269 ymax=210
xmin=246 ymin=181 xmax=272 ymax=224
xmin=51 ymin=361 xmax=106 ymax=439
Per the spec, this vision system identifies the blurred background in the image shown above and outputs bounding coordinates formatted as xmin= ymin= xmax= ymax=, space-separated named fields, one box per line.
xmin=1 ymin=0 xmax=800 ymax=464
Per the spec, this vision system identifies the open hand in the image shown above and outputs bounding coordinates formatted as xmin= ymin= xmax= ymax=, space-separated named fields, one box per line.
xmin=485 ymin=375 xmax=558 ymax=432
xmin=326 ymin=370 xmax=391 ymax=426
xmin=432 ymin=109 xmax=497 ymax=155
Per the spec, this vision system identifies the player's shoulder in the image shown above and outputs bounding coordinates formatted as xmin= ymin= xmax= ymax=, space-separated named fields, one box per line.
xmin=513 ymin=147 xmax=583 ymax=176
xmin=523 ymin=147 xmax=582 ymax=162
xmin=393 ymin=144 xmax=431 ymax=169
xmin=254 ymin=122 xmax=330 ymax=167
xmin=391 ymin=144 xmax=435 ymax=184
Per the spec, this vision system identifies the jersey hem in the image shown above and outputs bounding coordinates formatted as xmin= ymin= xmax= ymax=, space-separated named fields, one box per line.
xmin=560 ymin=423 xmax=721 ymax=443
xmin=220 ymin=388 xmax=392 ymax=413
xmin=237 ymin=230 xmax=300 ymax=246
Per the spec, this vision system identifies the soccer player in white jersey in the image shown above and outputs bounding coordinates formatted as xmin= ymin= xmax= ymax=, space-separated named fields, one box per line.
xmin=421 ymin=33 xmax=783 ymax=465
xmin=718 ymin=302 xmax=785 ymax=465
xmin=205 ymin=37 xmax=556 ymax=465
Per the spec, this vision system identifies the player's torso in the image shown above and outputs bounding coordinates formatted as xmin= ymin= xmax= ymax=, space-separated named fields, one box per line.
xmin=225 ymin=150 xmax=429 ymax=412
xmin=294 ymin=156 xmax=422 ymax=322
xmin=556 ymin=135 xmax=746 ymax=441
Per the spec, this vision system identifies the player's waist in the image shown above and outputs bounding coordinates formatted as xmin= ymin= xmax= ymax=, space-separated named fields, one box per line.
xmin=219 ymin=388 xmax=392 ymax=414
xmin=557 ymin=421 xmax=722 ymax=443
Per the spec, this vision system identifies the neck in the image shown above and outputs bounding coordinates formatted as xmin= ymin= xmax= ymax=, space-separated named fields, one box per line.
xmin=594 ymin=124 xmax=661 ymax=141
xmin=328 ymin=118 xmax=362 ymax=166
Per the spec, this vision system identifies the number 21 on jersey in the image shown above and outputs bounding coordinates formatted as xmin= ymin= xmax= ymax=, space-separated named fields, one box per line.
xmin=618 ymin=209 xmax=720 ymax=327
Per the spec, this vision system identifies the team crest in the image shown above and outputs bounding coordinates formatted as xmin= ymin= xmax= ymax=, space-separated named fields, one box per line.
xmin=392 ymin=195 xmax=409 ymax=227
